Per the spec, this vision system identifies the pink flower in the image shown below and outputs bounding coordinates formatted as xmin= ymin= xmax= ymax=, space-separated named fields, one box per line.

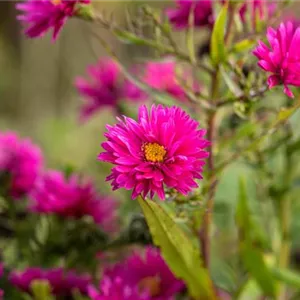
xmin=9 ymin=267 xmax=91 ymax=297
xmin=166 ymin=0 xmax=214 ymax=30
xmin=253 ymin=22 xmax=300 ymax=98
xmin=0 ymin=132 xmax=43 ymax=199
xmin=16 ymin=0 xmax=90 ymax=41
xmin=29 ymin=170 xmax=118 ymax=231
xmin=143 ymin=60 xmax=193 ymax=103
xmin=98 ymin=104 xmax=209 ymax=200
xmin=76 ymin=59 xmax=143 ymax=121
xmin=94 ymin=247 xmax=184 ymax=300
xmin=239 ymin=0 xmax=276 ymax=29
xmin=89 ymin=277 xmax=149 ymax=300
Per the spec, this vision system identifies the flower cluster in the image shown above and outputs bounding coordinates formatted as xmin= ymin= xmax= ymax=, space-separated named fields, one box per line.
xmin=16 ymin=0 xmax=90 ymax=41
xmin=254 ymin=22 xmax=300 ymax=97
xmin=9 ymin=267 xmax=91 ymax=297
xmin=89 ymin=247 xmax=184 ymax=300
xmin=98 ymin=104 xmax=209 ymax=200
xmin=29 ymin=170 xmax=118 ymax=231
xmin=0 ymin=132 xmax=43 ymax=199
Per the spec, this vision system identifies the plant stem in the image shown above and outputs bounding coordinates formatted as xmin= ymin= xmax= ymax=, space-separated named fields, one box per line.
xmin=278 ymin=152 xmax=292 ymax=300
xmin=200 ymin=69 xmax=219 ymax=268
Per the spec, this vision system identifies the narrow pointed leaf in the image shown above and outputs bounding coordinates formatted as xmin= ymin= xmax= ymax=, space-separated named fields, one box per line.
xmin=210 ymin=3 xmax=228 ymax=65
xmin=236 ymin=178 xmax=276 ymax=297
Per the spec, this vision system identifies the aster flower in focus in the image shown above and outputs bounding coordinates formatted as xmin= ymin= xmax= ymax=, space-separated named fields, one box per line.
xmin=76 ymin=59 xmax=143 ymax=121
xmin=143 ymin=60 xmax=195 ymax=103
xmin=253 ymin=22 xmax=300 ymax=98
xmin=166 ymin=0 xmax=214 ymax=30
xmin=29 ymin=170 xmax=118 ymax=231
xmin=98 ymin=104 xmax=209 ymax=200
xmin=0 ymin=132 xmax=43 ymax=199
xmin=9 ymin=267 xmax=91 ymax=297
xmin=88 ymin=277 xmax=149 ymax=300
xmin=16 ymin=0 xmax=90 ymax=41
xmin=99 ymin=247 xmax=184 ymax=300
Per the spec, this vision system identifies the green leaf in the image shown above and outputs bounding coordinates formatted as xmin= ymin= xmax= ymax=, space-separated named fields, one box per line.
xmin=241 ymin=246 xmax=276 ymax=296
xmin=231 ymin=39 xmax=256 ymax=54
xmin=138 ymin=198 xmax=215 ymax=300
xmin=210 ymin=3 xmax=228 ymax=65
xmin=236 ymin=178 xmax=276 ymax=297
xmin=272 ymin=267 xmax=300 ymax=288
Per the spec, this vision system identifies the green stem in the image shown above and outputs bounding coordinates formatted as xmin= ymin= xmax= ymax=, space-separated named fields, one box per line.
xmin=200 ymin=69 xmax=220 ymax=268
xmin=278 ymin=152 xmax=292 ymax=300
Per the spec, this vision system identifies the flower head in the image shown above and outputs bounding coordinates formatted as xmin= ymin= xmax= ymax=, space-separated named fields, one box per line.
xmin=30 ymin=170 xmax=118 ymax=231
xmin=16 ymin=0 xmax=90 ymax=41
xmin=166 ymin=0 xmax=214 ymax=30
xmin=89 ymin=277 xmax=149 ymax=300
xmin=76 ymin=59 xmax=143 ymax=121
xmin=9 ymin=267 xmax=91 ymax=297
xmin=143 ymin=60 xmax=194 ymax=102
xmin=239 ymin=0 xmax=276 ymax=30
xmin=99 ymin=247 xmax=184 ymax=300
xmin=253 ymin=22 xmax=300 ymax=98
xmin=0 ymin=132 xmax=43 ymax=199
xmin=98 ymin=104 xmax=209 ymax=200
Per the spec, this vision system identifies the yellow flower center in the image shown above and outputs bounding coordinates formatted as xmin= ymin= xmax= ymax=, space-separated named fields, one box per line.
xmin=52 ymin=0 xmax=61 ymax=5
xmin=138 ymin=276 xmax=161 ymax=297
xmin=143 ymin=143 xmax=166 ymax=163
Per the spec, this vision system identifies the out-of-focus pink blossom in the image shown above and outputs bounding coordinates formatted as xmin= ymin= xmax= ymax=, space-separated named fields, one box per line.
xmin=75 ymin=59 xmax=143 ymax=121
xmin=9 ymin=267 xmax=91 ymax=297
xmin=0 ymin=132 xmax=43 ymax=199
xmin=253 ymin=22 xmax=300 ymax=98
xmin=91 ymin=247 xmax=184 ymax=300
xmin=30 ymin=170 xmax=118 ymax=231
xmin=16 ymin=0 xmax=90 ymax=41
xmin=166 ymin=0 xmax=214 ymax=30
xmin=89 ymin=276 xmax=150 ymax=300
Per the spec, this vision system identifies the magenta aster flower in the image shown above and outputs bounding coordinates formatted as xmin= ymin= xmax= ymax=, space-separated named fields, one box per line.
xmin=166 ymin=0 xmax=214 ymax=30
xmin=75 ymin=59 xmax=143 ymax=121
xmin=0 ymin=132 xmax=43 ymax=199
xmin=16 ymin=0 xmax=90 ymax=41
xmin=98 ymin=104 xmax=209 ymax=200
xmin=29 ymin=170 xmax=118 ymax=231
xmin=89 ymin=277 xmax=150 ymax=300
xmin=253 ymin=22 xmax=300 ymax=98
xmin=99 ymin=247 xmax=184 ymax=300
xmin=9 ymin=267 xmax=91 ymax=297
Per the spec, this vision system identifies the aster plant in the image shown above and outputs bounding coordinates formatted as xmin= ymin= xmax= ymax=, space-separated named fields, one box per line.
xmin=2 ymin=0 xmax=300 ymax=299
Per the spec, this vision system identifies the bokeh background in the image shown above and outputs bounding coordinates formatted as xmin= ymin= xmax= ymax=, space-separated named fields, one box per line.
xmin=2 ymin=2 xmax=300 ymax=293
